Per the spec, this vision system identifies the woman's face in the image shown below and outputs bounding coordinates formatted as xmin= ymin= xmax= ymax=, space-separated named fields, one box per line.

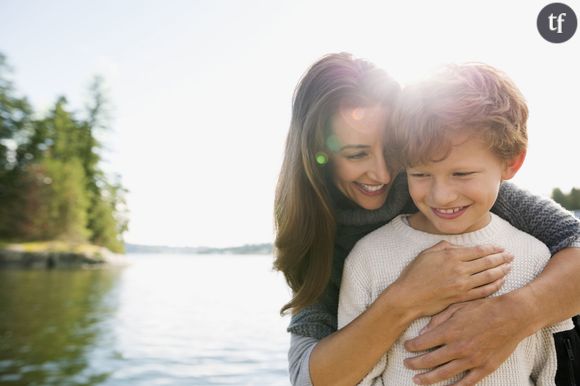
xmin=330 ymin=105 xmax=392 ymax=210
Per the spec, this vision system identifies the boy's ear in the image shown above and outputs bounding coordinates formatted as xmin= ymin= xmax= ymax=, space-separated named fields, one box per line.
xmin=501 ymin=150 xmax=526 ymax=180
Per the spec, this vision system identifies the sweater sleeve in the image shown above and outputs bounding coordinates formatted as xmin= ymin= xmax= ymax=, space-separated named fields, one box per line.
xmin=287 ymin=302 xmax=336 ymax=340
xmin=491 ymin=181 xmax=580 ymax=254
xmin=288 ymin=333 xmax=316 ymax=386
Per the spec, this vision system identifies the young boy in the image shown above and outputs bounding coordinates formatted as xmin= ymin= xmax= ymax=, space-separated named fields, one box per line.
xmin=337 ymin=63 xmax=575 ymax=385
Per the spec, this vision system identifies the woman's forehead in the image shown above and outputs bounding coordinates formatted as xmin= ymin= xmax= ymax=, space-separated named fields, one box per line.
xmin=332 ymin=105 xmax=388 ymax=137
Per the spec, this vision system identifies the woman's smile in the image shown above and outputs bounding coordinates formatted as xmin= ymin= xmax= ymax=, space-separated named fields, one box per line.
xmin=354 ymin=182 xmax=387 ymax=195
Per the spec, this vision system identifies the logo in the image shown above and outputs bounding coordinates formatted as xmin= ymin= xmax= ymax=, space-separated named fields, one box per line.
xmin=537 ymin=3 xmax=577 ymax=43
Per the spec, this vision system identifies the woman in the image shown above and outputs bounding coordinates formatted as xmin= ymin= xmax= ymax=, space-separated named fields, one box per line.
xmin=274 ymin=52 xmax=580 ymax=386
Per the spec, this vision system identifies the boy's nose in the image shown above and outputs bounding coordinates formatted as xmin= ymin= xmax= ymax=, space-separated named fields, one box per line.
xmin=430 ymin=181 xmax=458 ymax=206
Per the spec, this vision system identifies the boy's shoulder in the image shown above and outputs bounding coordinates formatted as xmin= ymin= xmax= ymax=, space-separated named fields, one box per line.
xmin=347 ymin=214 xmax=422 ymax=260
xmin=491 ymin=213 xmax=550 ymax=254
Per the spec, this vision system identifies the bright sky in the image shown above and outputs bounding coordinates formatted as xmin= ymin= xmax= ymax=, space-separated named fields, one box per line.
xmin=1 ymin=0 xmax=579 ymax=248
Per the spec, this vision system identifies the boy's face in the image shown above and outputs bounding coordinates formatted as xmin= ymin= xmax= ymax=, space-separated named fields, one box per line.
xmin=406 ymin=133 xmax=515 ymax=235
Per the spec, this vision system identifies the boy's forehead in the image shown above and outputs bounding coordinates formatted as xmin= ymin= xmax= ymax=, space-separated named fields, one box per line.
xmin=410 ymin=131 xmax=500 ymax=168
xmin=448 ymin=130 xmax=481 ymax=147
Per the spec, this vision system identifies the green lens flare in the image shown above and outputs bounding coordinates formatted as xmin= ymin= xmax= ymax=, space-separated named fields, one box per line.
xmin=325 ymin=135 xmax=341 ymax=152
xmin=316 ymin=152 xmax=328 ymax=165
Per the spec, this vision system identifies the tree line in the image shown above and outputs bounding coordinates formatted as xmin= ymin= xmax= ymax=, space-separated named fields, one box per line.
xmin=552 ymin=187 xmax=580 ymax=211
xmin=0 ymin=53 xmax=127 ymax=253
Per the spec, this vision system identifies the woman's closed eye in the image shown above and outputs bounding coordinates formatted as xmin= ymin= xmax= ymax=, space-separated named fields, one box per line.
xmin=345 ymin=151 xmax=369 ymax=160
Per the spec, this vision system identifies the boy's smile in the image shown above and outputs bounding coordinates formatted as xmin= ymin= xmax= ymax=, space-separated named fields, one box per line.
xmin=431 ymin=205 xmax=470 ymax=219
xmin=406 ymin=133 xmax=519 ymax=235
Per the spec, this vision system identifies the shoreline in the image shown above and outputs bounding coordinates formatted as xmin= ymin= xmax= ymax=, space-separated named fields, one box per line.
xmin=0 ymin=241 xmax=128 ymax=269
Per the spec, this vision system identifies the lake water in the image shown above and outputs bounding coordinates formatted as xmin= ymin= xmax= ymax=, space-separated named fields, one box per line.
xmin=0 ymin=254 xmax=293 ymax=385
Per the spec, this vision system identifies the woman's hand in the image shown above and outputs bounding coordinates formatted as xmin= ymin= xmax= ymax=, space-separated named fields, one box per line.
xmin=402 ymin=297 xmax=526 ymax=385
xmin=390 ymin=241 xmax=513 ymax=318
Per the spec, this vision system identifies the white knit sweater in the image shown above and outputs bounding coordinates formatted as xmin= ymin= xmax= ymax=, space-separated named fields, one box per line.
xmin=338 ymin=213 xmax=574 ymax=386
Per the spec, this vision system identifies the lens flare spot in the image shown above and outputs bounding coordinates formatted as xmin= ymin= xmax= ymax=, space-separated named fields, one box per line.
xmin=351 ymin=108 xmax=365 ymax=120
xmin=325 ymin=135 xmax=341 ymax=152
xmin=316 ymin=152 xmax=328 ymax=165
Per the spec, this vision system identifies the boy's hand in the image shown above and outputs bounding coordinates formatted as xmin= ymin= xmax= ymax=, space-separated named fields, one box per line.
xmin=402 ymin=296 xmax=526 ymax=385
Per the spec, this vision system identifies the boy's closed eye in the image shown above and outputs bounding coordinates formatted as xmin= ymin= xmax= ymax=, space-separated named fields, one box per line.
xmin=452 ymin=171 xmax=477 ymax=177
xmin=407 ymin=172 xmax=430 ymax=178
xmin=407 ymin=171 xmax=479 ymax=178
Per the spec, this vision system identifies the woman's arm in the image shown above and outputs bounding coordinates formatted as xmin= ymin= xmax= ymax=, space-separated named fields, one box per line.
xmin=301 ymin=243 xmax=512 ymax=386
xmin=404 ymin=247 xmax=580 ymax=386
xmin=288 ymin=295 xmax=414 ymax=386
xmin=492 ymin=181 xmax=580 ymax=253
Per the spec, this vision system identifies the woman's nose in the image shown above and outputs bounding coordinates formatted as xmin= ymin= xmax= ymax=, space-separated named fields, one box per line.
xmin=368 ymin=153 xmax=391 ymax=184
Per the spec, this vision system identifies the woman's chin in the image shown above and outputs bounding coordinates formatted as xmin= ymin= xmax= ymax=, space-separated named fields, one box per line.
xmin=357 ymin=195 xmax=388 ymax=210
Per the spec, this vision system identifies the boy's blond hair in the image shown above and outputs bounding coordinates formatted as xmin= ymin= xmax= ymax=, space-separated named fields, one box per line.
xmin=389 ymin=63 xmax=528 ymax=167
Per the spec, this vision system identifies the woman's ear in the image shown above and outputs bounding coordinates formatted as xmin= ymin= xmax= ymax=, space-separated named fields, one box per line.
xmin=501 ymin=150 xmax=527 ymax=180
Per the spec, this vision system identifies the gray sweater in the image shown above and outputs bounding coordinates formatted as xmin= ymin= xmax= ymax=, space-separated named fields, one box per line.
xmin=286 ymin=175 xmax=580 ymax=386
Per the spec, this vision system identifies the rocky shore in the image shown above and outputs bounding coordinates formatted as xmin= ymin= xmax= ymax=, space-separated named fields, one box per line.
xmin=0 ymin=242 xmax=127 ymax=269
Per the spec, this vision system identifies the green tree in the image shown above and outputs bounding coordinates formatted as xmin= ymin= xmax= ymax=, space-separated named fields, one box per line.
xmin=0 ymin=54 xmax=34 ymax=239
xmin=41 ymin=157 xmax=91 ymax=241
xmin=88 ymin=178 xmax=128 ymax=253
xmin=0 ymin=53 xmax=32 ymax=173
xmin=46 ymin=97 xmax=85 ymax=162
xmin=569 ymin=188 xmax=580 ymax=210
xmin=5 ymin=100 xmax=92 ymax=242
xmin=18 ymin=99 xmax=92 ymax=241
xmin=552 ymin=188 xmax=569 ymax=209
xmin=4 ymin=163 xmax=52 ymax=240
xmin=552 ymin=187 xmax=580 ymax=210
xmin=80 ymin=76 xmax=127 ymax=253
xmin=0 ymin=52 xmax=128 ymax=251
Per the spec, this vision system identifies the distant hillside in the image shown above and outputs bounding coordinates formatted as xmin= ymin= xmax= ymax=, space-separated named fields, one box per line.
xmin=125 ymin=243 xmax=273 ymax=255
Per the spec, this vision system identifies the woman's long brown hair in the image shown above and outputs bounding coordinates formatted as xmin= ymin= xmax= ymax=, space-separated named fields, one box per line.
xmin=274 ymin=53 xmax=400 ymax=315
